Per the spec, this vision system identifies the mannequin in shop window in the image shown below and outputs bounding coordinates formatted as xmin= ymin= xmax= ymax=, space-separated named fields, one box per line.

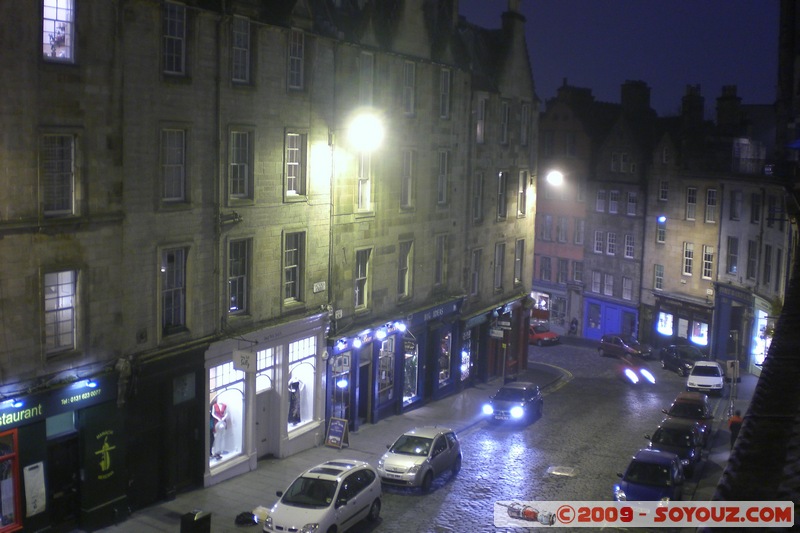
xmin=288 ymin=378 xmax=304 ymax=425
xmin=211 ymin=399 xmax=229 ymax=459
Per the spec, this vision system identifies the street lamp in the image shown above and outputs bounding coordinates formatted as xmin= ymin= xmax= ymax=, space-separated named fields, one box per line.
xmin=545 ymin=169 xmax=564 ymax=187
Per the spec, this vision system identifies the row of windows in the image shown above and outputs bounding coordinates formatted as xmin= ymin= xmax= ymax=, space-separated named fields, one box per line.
xmin=595 ymin=189 xmax=639 ymax=215
xmin=592 ymin=231 xmax=636 ymax=259
xmin=588 ymin=271 xmax=635 ymax=300
xmin=468 ymin=240 xmax=527 ymax=296
xmin=723 ymin=237 xmax=784 ymax=290
xmin=476 ymin=97 xmax=532 ymax=147
xmin=537 ymin=257 xmax=583 ymax=286
xmin=470 ymin=171 xmax=529 ymax=223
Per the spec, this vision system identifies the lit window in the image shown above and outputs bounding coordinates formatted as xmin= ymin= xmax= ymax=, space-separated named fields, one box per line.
xmin=285 ymin=132 xmax=307 ymax=196
xmin=355 ymin=249 xmax=371 ymax=308
xmin=284 ymin=232 xmax=304 ymax=302
xmin=44 ymin=270 xmax=76 ymax=353
xmin=398 ymin=240 xmax=413 ymax=298
xmin=43 ymin=0 xmax=74 ymax=61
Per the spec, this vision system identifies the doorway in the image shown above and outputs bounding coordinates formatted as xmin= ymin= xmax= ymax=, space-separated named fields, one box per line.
xmin=47 ymin=433 xmax=80 ymax=531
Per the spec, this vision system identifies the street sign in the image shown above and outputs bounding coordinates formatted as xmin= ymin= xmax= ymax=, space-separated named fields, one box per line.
xmin=497 ymin=320 xmax=512 ymax=329
xmin=490 ymin=328 xmax=505 ymax=339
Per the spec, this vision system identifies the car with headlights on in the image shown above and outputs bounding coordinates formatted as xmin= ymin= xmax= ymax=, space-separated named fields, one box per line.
xmin=528 ymin=324 xmax=560 ymax=346
xmin=615 ymin=354 xmax=657 ymax=385
xmin=662 ymin=392 xmax=714 ymax=446
xmin=645 ymin=418 xmax=704 ymax=477
xmin=614 ymin=448 xmax=685 ymax=502
xmin=598 ymin=334 xmax=654 ymax=359
xmin=377 ymin=426 xmax=461 ymax=493
xmin=686 ymin=360 xmax=725 ymax=396
xmin=263 ymin=459 xmax=381 ymax=533
xmin=482 ymin=381 xmax=543 ymax=423
xmin=660 ymin=344 xmax=708 ymax=376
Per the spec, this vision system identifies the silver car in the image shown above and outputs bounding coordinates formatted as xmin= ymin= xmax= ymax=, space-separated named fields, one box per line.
xmin=376 ymin=426 xmax=462 ymax=492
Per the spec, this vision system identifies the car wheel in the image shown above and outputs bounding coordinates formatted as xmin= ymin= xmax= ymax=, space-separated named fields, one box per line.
xmin=451 ymin=456 xmax=462 ymax=477
xmin=421 ymin=471 xmax=434 ymax=493
xmin=368 ymin=498 xmax=381 ymax=522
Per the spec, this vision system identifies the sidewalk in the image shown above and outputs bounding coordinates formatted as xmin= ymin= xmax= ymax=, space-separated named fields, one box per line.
xmin=94 ymin=363 xmax=565 ymax=533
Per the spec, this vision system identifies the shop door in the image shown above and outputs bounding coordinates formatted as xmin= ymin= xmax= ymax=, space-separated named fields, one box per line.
xmin=357 ymin=358 xmax=372 ymax=426
xmin=171 ymin=402 xmax=197 ymax=491
xmin=256 ymin=391 xmax=277 ymax=458
xmin=47 ymin=434 xmax=79 ymax=531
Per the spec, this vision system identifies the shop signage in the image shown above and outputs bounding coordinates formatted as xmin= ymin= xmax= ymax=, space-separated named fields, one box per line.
xmin=233 ymin=350 xmax=255 ymax=373
xmin=497 ymin=320 xmax=512 ymax=329
xmin=94 ymin=429 xmax=117 ymax=480
xmin=490 ymin=328 xmax=505 ymax=339
xmin=325 ymin=417 xmax=349 ymax=449
xmin=0 ymin=375 xmax=115 ymax=431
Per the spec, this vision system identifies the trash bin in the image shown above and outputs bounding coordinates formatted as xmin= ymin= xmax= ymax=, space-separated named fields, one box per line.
xmin=181 ymin=510 xmax=211 ymax=533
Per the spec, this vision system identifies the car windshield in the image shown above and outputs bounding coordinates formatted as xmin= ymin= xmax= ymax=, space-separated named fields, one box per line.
xmin=691 ymin=365 xmax=721 ymax=377
xmin=533 ymin=326 xmax=549 ymax=334
xmin=620 ymin=336 xmax=640 ymax=346
xmin=624 ymin=460 xmax=671 ymax=486
xmin=282 ymin=477 xmax=337 ymax=508
xmin=677 ymin=346 xmax=705 ymax=360
xmin=389 ymin=435 xmax=432 ymax=456
xmin=653 ymin=427 xmax=693 ymax=448
xmin=493 ymin=388 xmax=526 ymax=401
xmin=668 ymin=403 xmax=705 ymax=418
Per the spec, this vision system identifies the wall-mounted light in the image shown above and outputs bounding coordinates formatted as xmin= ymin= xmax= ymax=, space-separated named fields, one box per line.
xmin=394 ymin=321 xmax=407 ymax=332
xmin=1 ymin=398 xmax=23 ymax=409
xmin=336 ymin=339 xmax=347 ymax=351
xmin=353 ymin=337 xmax=363 ymax=349
xmin=84 ymin=379 xmax=98 ymax=389
xmin=376 ymin=328 xmax=387 ymax=340
xmin=657 ymin=215 xmax=667 ymax=223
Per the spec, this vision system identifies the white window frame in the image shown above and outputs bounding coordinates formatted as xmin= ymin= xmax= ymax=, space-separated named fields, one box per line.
xmin=603 ymin=274 xmax=614 ymax=296
xmin=514 ymin=239 xmax=524 ymax=284
xmin=656 ymin=219 xmax=666 ymax=243
xmin=43 ymin=0 xmax=75 ymax=62
xmin=288 ymin=29 xmax=304 ymax=90
xmin=591 ymin=271 xmax=601 ymax=293
xmin=497 ymin=171 xmax=507 ymax=219
xmin=228 ymin=239 xmax=249 ymax=314
xmin=401 ymin=150 xmax=414 ymax=208
xmin=163 ymin=2 xmax=186 ymax=75
xmin=285 ymin=132 xmax=307 ymax=197
xmin=357 ymin=152 xmax=371 ymax=211
xmin=41 ymin=134 xmax=75 ymax=216
xmin=606 ymin=232 xmax=617 ymax=256
xmin=557 ymin=216 xmax=568 ymax=243
xmin=437 ymin=151 xmax=449 ymax=205
xmin=659 ymin=180 xmax=669 ymax=202
xmin=161 ymin=129 xmax=186 ymax=202
xmin=494 ymin=243 xmax=505 ymax=290
xmin=622 ymin=277 xmax=632 ymax=300
xmin=161 ymin=247 xmax=187 ymax=334
xmin=596 ymin=190 xmax=606 ymax=212
xmin=702 ymin=245 xmax=714 ymax=280
xmin=434 ymin=235 xmax=447 ymax=285
xmin=624 ymin=234 xmax=634 ymax=259
xmin=683 ymin=242 xmax=694 ymax=276
xmin=355 ymin=248 xmax=371 ymax=308
xmin=594 ymin=231 xmax=604 ymax=254
xmin=574 ymin=219 xmax=585 ymax=245
xmin=398 ymin=240 xmax=413 ymax=298
xmin=284 ymin=232 xmax=304 ymax=302
xmin=403 ymin=61 xmax=415 ymax=115
xmin=686 ymin=187 xmax=697 ymax=220
xmin=229 ymin=130 xmax=251 ymax=199
xmin=705 ymin=188 xmax=717 ymax=223
xmin=627 ymin=191 xmax=637 ymax=216
xmin=470 ymin=249 xmax=481 ymax=296
xmin=727 ymin=236 xmax=739 ymax=274
xmin=232 ymin=16 xmax=251 ymax=83
xmin=573 ymin=261 xmax=583 ymax=283
xmin=517 ymin=170 xmax=528 ymax=216
xmin=654 ymin=264 xmax=664 ymax=290
xmin=439 ymin=68 xmax=451 ymax=119
xmin=44 ymin=269 xmax=76 ymax=354
xmin=608 ymin=190 xmax=619 ymax=214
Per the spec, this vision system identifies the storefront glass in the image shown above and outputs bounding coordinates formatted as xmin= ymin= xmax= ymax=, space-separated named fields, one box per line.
xmin=587 ymin=303 xmax=601 ymax=331
xmin=460 ymin=329 xmax=471 ymax=382
xmin=209 ymin=363 xmax=244 ymax=465
xmin=754 ymin=309 xmax=770 ymax=366
xmin=287 ymin=336 xmax=317 ymax=431
xmin=438 ymin=332 xmax=452 ymax=388
xmin=331 ymin=351 xmax=351 ymax=419
xmin=255 ymin=347 xmax=276 ymax=393
xmin=657 ymin=311 xmax=674 ymax=335
xmin=690 ymin=321 xmax=708 ymax=346
xmin=378 ymin=337 xmax=395 ymax=404
xmin=0 ymin=430 xmax=19 ymax=531
xmin=403 ymin=338 xmax=419 ymax=405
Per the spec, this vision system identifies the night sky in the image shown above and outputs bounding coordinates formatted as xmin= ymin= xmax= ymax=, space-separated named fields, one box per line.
xmin=459 ymin=0 xmax=779 ymax=118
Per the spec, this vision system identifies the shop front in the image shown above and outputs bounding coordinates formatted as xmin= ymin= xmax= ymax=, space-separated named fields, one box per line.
xmin=583 ymin=297 xmax=639 ymax=341
xmin=327 ymin=299 xmax=464 ymax=433
xmin=0 ymin=372 xmax=125 ymax=532
xmin=203 ymin=312 xmax=329 ymax=487
xmin=651 ymin=294 xmax=714 ymax=352
xmin=711 ymin=283 xmax=752 ymax=364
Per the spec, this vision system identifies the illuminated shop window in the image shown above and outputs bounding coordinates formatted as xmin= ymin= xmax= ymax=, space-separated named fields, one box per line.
xmin=0 ymin=430 xmax=20 ymax=531
xmin=438 ymin=333 xmax=452 ymax=387
xmin=403 ymin=340 xmax=419 ymax=405
xmin=657 ymin=312 xmax=674 ymax=336
xmin=209 ymin=362 xmax=244 ymax=466
xmin=690 ymin=321 xmax=708 ymax=346
xmin=287 ymin=336 xmax=317 ymax=431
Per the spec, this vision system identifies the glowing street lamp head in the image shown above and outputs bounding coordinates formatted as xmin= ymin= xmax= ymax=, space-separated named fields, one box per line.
xmin=546 ymin=170 xmax=564 ymax=186
xmin=347 ymin=112 xmax=384 ymax=152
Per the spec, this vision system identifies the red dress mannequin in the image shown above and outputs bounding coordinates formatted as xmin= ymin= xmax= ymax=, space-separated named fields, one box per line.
xmin=212 ymin=401 xmax=229 ymax=458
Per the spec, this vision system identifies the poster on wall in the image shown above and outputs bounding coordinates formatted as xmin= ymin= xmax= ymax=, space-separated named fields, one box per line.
xmin=24 ymin=462 xmax=45 ymax=517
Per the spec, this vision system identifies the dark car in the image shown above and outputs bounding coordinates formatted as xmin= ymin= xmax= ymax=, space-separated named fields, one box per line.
xmin=616 ymin=354 xmax=657 ymax=385
xmin=614 ymin=448 xmax=685 ymax=502
xmin=482 ymin=381 xmax=543 ymax=423
xmin=528 ymin=324 xmax=560 ymax=346
xmin=645 ymin=418 xmax=704 ymax=477
xmin=660 ymin=344 xmax=708 ymax=376
xmin=662 ymin=392 xmax=714 ymax=446
xmin=598 ymin=334 xmax=654 ymax=359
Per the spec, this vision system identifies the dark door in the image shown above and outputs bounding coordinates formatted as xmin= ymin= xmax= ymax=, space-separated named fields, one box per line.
xmin=47 ymin=433 xmax=80 ymax=531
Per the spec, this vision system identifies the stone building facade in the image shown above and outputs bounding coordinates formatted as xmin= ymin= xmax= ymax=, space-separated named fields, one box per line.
xmin=0 ymin=0 xmax=536 ymax=529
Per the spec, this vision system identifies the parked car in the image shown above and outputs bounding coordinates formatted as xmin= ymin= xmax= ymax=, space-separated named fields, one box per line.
xmin=686 ymin=361 xmax=725 ymax=396
xmin=614 ymin=448 xmax=685 ymax=502
xmin=662 ymin=392 xmax=714 ymax=446
xmin=645 ymin=418 xmax=704 ymax=477
xmin=377 ymin=426 xmax=461 ymax=492
xmin=660 ymin=344 xmax=708 ymax=376
xmin=482 ymin=381 xmax=543 ymax=423
xmin=528 ymin=324 xmax=560 ymax=346
xmin=263 ymin=459 xmax=381 ymax=533
xmin=598 ymin=334 xmax=654 ymax=359
xmin=615 ymin=354 xmax=657 ymax=385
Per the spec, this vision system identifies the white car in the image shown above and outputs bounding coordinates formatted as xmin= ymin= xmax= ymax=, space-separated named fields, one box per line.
xmin=377 ymin=426 xmax=462 ymax=492
xmin=686 ymin=361 xmax=725 ymax=396
xmin=263 ymin=459 xmax=381 ymax=533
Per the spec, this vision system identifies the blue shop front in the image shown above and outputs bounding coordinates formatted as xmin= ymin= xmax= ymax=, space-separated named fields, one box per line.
xmin=327 ymin=299 xmax=464 ymax=432
xmin=583 ymin=296 xmax=640 ymax=341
